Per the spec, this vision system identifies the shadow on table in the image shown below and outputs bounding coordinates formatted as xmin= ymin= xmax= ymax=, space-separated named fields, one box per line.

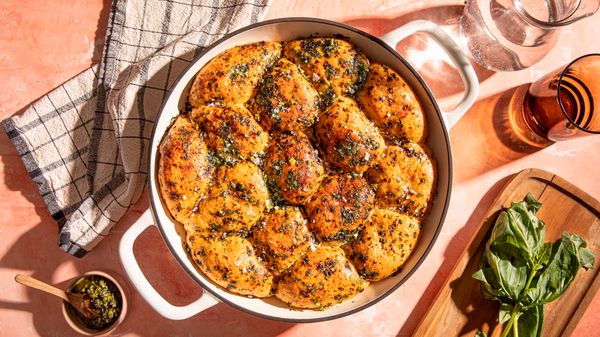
xmin=447 ymin=209 xmax=502 ymax=337
xmin=92 ymin=0 xmax=113 ymax=64
xmin=0 ymin=126 xmax=76 ymax=333
xmin=451 ymin=83 xmax=545 ymax=183
xmin=396 ymin=174 xmax=513 ymax=336
xmin=343 ymin=5 xmax=496 ymax=101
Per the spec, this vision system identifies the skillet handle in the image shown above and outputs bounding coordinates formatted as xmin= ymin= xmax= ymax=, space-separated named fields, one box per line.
xmin=119 ymin=209 xmax=219 ymax=320
xmin=380 ymin=20 xmax=479 ymax=129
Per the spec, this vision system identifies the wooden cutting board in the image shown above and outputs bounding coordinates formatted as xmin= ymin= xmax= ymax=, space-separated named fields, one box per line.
xmin=412 ymin=168 xmax=600 ymax=337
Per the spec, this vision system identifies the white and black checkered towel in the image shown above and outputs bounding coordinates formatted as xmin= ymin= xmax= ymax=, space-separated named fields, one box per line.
xmin=2 ymin=0 xmax=272 ymax=257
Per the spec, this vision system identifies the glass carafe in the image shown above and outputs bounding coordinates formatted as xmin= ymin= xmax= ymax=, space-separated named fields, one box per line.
xmin=460 ymin=0 xmax=599 ymax=71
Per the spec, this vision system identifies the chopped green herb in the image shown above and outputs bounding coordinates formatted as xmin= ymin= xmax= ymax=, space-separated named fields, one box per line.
xmin=348 ymin=57 xmax=369 ymax=95
xmin=216 ymin=209 xmax=236 ymax=217
xmin=316 ymin=257 xmax=337 ymax=278
xmin=335 ymin=140 xmax=360 ymax=158
xmin=319 ymin=85 xmax=336 ymax=108
xmin=286 ymin=170 xmax=299 ymax=190
xmin=229 ymin=63 xmax=249 ymax=81
xmin=69 ymin=275 xmax=121 ymax=330
xmin=340 ymin=206 xmax=359 ymax=224
xmin=322 ymin=39 xmax=338 ymax=57
xmin=324 ymin=62 xmax=339 ymax=79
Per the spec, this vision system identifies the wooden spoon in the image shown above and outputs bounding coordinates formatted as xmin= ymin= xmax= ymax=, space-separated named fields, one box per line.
xmin=15 ymin=274 xmax=99 ymax=319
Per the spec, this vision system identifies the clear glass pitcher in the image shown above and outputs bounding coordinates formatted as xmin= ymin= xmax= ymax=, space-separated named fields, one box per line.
xmin=460 ymin=0 xmax=599 ymax=71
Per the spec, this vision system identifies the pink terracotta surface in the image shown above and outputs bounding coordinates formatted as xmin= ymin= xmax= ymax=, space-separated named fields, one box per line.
xmin=1 ymin=1 xmax=599 ymax=336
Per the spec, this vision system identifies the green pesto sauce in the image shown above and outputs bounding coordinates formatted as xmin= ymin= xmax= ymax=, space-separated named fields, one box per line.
xmin=70 ymin=275 xmax=122 ymax=330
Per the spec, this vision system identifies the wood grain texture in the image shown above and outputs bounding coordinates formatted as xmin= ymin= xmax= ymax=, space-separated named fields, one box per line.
xmin=412 ymin=168 xmax=600 ymax=337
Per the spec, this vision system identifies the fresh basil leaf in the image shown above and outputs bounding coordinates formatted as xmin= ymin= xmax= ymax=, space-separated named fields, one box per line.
xmin=561 ymin=231 xmax=596 ymax=270
xmin=473 ymin=265 xmax=508 ymax=301
xmin=524 ymin=192 xmax=541 ymax=213
xmin=537 ymin=242 xmax=553 ymax=267
xmin=581 ymin=247 xmax=596 ymax=270
xmin=528 ymin=232 xmax=595 ymax=304
xmin=489 ymin=194 xmax=547 ymax=269
xmin=519 ymin=286 xmax=545 ymax=309
xmin=505 ymin=199 xmax=546 ymax=266
xmin=499 ymin=303 xmax=513 ymax=324
xmin=472 ymin=268 xmax=486 ymax=283
xmin=489 ymin=212 xmax=529 ymax=260
xmin=487 ymin=248 xmax=528 ymax=301
xmin=515 ymin=305 xmax=543 ymax=337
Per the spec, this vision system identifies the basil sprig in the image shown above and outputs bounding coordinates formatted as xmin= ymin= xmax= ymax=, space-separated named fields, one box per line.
xmin=473 ymin=193 xmax=595 ymax=337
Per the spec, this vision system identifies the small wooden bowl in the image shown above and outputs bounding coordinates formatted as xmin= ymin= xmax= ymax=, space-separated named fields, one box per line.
xmin=61 ymin=271 xmax=128 ymax=336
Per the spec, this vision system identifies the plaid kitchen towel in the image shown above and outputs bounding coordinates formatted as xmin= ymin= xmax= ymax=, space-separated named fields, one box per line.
xmin=2 ymin=0 xmax=272 ymax=257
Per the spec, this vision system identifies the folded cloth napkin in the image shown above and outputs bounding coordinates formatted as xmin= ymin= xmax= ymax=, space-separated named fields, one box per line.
xmin=2 ymin=0 xmax=272 ymax=257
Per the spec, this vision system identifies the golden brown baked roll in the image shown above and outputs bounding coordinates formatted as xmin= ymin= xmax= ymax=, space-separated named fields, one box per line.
xmin=187 ymin=232 xmax=273 ymax=297
xmin=262 ymin=133 xmax=325 ymax=204
xmin=193 ymin=161 xmax=269 ymax=232
xmin=315 ymin=96 xmax=385 ymax=173
xmin=252 ymin=58 xmax=320 ymax=132
xmin=366 ymin=143 xmax=436 ymax=217
xmin=158 ymin=115 xmax=212 ymax=224
xmin=357 ymin=63 xmax=427 ymax=143
xmin=191 ymin=104 xmax=268 ymax=162
xmin=284 ymin=38 xmax=369 ymax=106
xmin=304 ymin=174 xmax=374 ymax=245
xmin=346 ymin=209 xmax=420 ymax=281
xmin=188 ymin=41 xmax=282 ymax=106
xmin=253 ymin=207 xmax=314 ymax=276
xmin=275 ymin=245 xmax=367 ymax=308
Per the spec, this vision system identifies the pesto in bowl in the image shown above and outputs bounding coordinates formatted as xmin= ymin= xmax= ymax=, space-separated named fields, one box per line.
xmin=66 ymin=275 xmax=123 ymax=331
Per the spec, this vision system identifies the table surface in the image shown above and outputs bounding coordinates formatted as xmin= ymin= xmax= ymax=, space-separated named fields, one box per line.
xmin=1 ymin=1 xmax=599 ymax=336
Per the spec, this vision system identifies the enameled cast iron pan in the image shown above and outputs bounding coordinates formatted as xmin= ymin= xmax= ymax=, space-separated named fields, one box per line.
xmin=119 ymin=18 xmax=478 ymax=322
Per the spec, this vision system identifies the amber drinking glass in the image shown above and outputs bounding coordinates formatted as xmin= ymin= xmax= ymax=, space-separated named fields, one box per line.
xmin=510 ymin=54 xmax=600 ymax=146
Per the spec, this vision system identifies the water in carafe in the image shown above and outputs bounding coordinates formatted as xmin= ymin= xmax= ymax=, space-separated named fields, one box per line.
xmin=460 ymin=0 xmax=599 ymax=71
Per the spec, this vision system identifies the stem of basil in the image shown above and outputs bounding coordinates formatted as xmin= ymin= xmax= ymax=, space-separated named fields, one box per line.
xmin=524 ymin=264 xmax=539 ymax=290
xmin=500 ymin=265 xmax=538 ymax=337
xmin=500 ymin=304 xmax=521 ymax=337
